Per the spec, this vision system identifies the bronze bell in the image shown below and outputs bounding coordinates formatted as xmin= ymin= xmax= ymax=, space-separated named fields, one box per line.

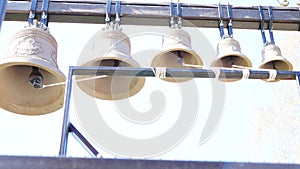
xmin=0 ymin=27 xmax=65 ymax=115
xmin=259 ymin=44 xmax=293 ymax=82
xmin=77 ymin=29 xmax=145 ymax=100
xmin=151 ymin=29 xmax=203 ymax=82
xmin=211 ymin=37 xmax=252 ymax=82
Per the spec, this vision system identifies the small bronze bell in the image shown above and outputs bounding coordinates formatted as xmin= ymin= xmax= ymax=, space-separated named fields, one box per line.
xmin=259 ymin=44 xmax=293 ymax=82
xmin=0 ymin=27 xmax=65 ymax=115
xmin=151 ymin=29 xmax=203 ymax=82
xmin=77 ymin=30 xmax=145 ymax=100
xmin=211 ymin=37 xmax=252 ymax=82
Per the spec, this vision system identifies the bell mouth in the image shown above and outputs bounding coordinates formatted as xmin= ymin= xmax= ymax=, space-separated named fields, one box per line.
xmin=76 ymin=59 xmax=145 ymax=100
xmin=259 ymin=60 xmax=293 ymax=71
xmin=151 ymin=49 xmax=203 ymax=82
xmin=211 ymin=54 xmax=252 ymax=68
xmin=259 ymin=54 xmax=293 ymax=71
xmin=0 ymin=61 xmax=65 ymax=115
xmin=210 ymin=53 xmax=252 ymax=82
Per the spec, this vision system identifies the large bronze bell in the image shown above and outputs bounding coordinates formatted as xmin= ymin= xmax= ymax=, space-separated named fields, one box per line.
xmin=151 ymin=29 xmax=203 ymax=82
xmin=0 ymin=27 xmax=65 ymax=115
xmin=259 ymin=44 xmax=293 ymax=82
xmin=77 ymin=29 xmax=145 ymax=100
xmin=211 ymin=37 xmax=252 ymax=82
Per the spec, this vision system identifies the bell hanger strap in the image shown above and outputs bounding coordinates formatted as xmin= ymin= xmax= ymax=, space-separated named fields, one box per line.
xmin=103 ymin=0 xmax=111 ymax=30
xmin=218 ymin=3 xmax=225 ymax=39
xmin=103 ymin=0 xmax=122 ymax=31
xmin=40 ymin=0 xmax=50 ymax=30
xmin=267 ymin=6 xmax=275 ymax=45
xmin=169 ymin=1 xmax=183 ymax=29
xmin=227 ymin=3 xmax=233 ymax=38
xmin=177 ymin=2 xmax=182 ymax=29
xmin=104 ymin=0 xmax=112 ymax=30
xmin=218 ymin=3 xmax=235 ymax=39
xmin=28 ymin=0 xmax=38 ymax=26
xmin=169 ymin=1 xmax=175 ymax=28
xmin=114 ymin=0 xmax=121 ymax=30
xmin=258 ymin=6 xmax=267 ymax=46
xmin=259 ymin=6 xmax=276 ymax=46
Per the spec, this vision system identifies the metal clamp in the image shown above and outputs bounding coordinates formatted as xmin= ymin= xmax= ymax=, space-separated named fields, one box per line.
xmin=258 ymin=6 xmax=268 ymax=46
xmin=28 ymin=0 xmax=38 ymax=26
xmin=227 ymin=3 xmax=233 ymax=37
xmin=169 ymin=1 xmax=175 ymax=29
xmin=218 ymin=3 xmax=225 ymax=39
xmin=104 ymin=0 xmax=112 ymax=29
xmin=40 ymin=0 xmax=50 ymax=30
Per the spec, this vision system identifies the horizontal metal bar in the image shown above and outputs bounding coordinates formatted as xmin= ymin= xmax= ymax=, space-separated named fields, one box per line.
xmin=1 ymin=155 xmax=300 ymax=169
xmin=72 ymin=66 xmax=299 ymax=80
xmin=5 ymin=1 xmax=300 ymax=31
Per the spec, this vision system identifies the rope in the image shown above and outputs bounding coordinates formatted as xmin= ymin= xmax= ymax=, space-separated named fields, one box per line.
xmin=233 ymin=65 xmax=278 ymax=81
xmin=41 ymin=75 xmax=108 ymax=89
xmin=151 ymin=67 xmax=167 ymax=78
xmin=266 ymin=69 xmax=277 ymax=82
xmin=181 ymin=63 xmax=204 ymax=68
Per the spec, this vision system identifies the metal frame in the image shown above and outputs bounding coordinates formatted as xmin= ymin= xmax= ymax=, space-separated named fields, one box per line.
xmin=2 ymin=155 xmax=300 ymax=169
xmin=59 ymin=66 xmax=300 ymax=157
xmin=2 ymin=1 xmax=300 ymax=167
xmin=5 ymin=1 xmax=300 ymax=31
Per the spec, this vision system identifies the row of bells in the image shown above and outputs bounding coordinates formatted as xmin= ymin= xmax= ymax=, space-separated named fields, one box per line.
xmin=0 ymin=27 xmax=292 ymax=115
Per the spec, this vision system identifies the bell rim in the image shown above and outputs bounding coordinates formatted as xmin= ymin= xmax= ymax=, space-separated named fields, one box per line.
xmin=81 ymin=55 xmax=141 ymax=68
xmin=0 ymin=57 xmax=66 ymax=81
xmin=259 ymin=57 xmax=293 ymax=71
xmin=77 ymin=76 xmax=145 ymax=100
xmin=77 ymin=56 xmax=145 ymax=100
xmin=0 ymin=58 xmax=65 ymax=115
xmin=211 ymin=51 xmax=252 ymax=68
xmin=151 ymin=47 xmax=203 ymax=83
xmin=152 ymin=47 xmax=203 ymax=67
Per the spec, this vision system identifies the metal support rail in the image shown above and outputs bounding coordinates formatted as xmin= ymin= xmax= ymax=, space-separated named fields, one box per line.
xmin=59 ymin=66 xmax=300 ymax=157
xmin=1 ymin=155 xmax=300 ymax=169
xmin=5 ymin=1 xmax=300 ymax=31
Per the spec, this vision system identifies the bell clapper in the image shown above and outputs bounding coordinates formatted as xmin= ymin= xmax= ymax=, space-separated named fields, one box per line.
xmin=113 ymin=60 xmax=120 ymax=67
xmin=28 ymin=66 xmax=43 ymax=89
xmin=272 ymin=61 xmax=277 ymax=70
xmin=229 ymin=56 xmax=234 ymax=68
xmin=176 ymin=51 xmax=184 ymax=64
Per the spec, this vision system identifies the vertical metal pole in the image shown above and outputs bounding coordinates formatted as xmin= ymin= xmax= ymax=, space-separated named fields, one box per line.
xmin=59 ymin=67 xmax=74 ymax=156
xmin=0 ymin=0 xmax=7 ymax=32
